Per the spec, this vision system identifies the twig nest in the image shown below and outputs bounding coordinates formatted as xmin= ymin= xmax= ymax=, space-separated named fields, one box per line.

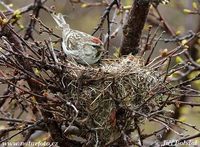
xmin=63 ymin=55 xmax=163 ymax=140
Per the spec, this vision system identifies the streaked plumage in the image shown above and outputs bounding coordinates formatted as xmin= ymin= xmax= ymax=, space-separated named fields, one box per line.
xmin=51 ymin=13 xmax=104 ymax=65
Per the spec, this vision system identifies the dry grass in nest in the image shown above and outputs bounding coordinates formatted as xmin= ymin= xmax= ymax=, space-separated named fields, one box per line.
xmin=57 ymin=55 xmax=165 ymax=143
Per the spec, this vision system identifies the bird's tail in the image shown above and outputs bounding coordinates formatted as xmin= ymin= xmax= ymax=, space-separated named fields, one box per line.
xmin=51 ymin=13 xmax=70 ymax=29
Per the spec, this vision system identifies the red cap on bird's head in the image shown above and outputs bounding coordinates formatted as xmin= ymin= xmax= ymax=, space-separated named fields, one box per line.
xmin=91 ymin=37 xmax=103 ymax=44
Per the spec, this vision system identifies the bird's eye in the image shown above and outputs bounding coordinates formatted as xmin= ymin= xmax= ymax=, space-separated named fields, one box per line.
xmin=91 ymin=44 xmax=101 ymax=48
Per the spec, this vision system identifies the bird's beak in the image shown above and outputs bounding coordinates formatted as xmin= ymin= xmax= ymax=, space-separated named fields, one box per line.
xmin=98 ymin=46 xmax=105 ymax=52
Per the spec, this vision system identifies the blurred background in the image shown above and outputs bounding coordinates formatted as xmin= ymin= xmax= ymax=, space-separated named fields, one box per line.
xmin=1 ymin=0 xmax=199 ymax=55
xmin=0 ymin=0 xmax=200 ymax=144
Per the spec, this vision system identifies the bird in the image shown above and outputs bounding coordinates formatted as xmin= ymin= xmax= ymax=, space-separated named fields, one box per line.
xmin=51 ymin=13 xmax=105 ymax=65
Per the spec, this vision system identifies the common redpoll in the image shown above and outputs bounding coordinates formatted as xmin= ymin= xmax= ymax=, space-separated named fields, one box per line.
xmin=51 ymin=13 xmax=104 ymax=65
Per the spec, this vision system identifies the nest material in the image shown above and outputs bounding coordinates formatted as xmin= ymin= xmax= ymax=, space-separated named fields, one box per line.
xmin=59 ymin=55 xmax=163 ymax=144
xmin=67 ymin=55 xmax=160 ymax=111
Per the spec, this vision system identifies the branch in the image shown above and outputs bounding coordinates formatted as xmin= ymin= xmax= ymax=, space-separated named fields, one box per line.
xmin=120 ymin=0 xmax=151 ymax=55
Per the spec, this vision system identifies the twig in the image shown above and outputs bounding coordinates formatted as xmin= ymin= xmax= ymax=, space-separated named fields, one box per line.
xmin=92 ymin=0 xmax=120 ymax=36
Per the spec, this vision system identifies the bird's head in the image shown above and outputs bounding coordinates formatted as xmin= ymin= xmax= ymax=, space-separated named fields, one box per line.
xmin=78 ymin=37 xmax=104 ymax=64
xmin=89 ymin=37 xmax=105 ymax=52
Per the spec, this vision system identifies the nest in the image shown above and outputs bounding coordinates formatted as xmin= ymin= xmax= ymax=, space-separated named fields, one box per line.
xmin=55 ymin=55 xmax=164 ymax=144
